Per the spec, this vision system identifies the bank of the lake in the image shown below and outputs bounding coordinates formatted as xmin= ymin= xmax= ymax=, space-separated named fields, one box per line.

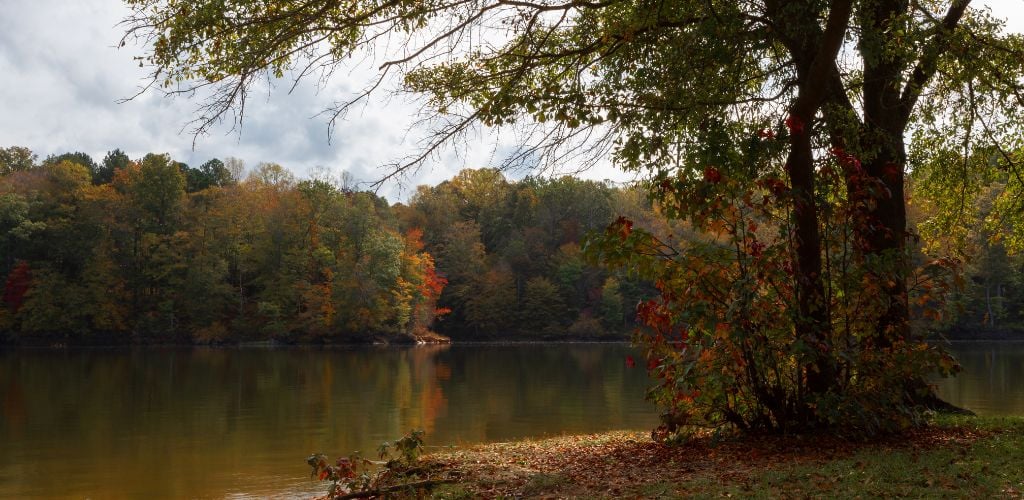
xmin=939 ymin=327 xmax=1024 ymax=341
xmin=0 ymin=329 xmax=631 ymax=347
xmin=6 ymin=323 xmax=1022 ymax=347
xmin=420 ymin=415 xmax=1024 ymax=498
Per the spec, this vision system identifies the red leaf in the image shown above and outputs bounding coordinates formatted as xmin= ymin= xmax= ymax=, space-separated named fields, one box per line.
xmin=610 ymin=216 xmax=633 ymax=241
xmin=784 ymin=115 xmax=805 ymax=134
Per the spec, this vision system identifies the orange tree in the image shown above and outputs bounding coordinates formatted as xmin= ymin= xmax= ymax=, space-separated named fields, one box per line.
xmin=122 ymin=0 xmax=1023 ymax=434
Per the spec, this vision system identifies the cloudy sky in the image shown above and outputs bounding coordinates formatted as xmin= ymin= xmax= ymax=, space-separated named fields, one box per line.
xmin=1 ymin=1 xmax=1021 ymax=201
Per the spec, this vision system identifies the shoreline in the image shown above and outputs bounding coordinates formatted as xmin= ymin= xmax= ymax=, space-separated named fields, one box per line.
xmin=4 ymin=324 xmax=1023 ymax=348
xmin=932 ymin=330 xmax=1024 ymax=342
xmin=400 ymin=415 xmax=1023 ymax=498
xmin=0 ymin=334 xmax=633 ymax=349
xmin=6 ymin=334 xmax=1024 ymax=349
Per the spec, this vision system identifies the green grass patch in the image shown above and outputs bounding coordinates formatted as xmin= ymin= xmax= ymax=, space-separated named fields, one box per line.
xmin=680 ymin=416 xmax=1024 ymax=498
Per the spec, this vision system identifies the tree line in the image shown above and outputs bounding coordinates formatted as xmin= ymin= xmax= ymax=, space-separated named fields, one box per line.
xmin=0 ymin=146 xmax=665 ymax=344
xmin=1 ymin=145 xmax=1020 ymax=345
xmin=0 ymin=147 xmax=442 ymax=343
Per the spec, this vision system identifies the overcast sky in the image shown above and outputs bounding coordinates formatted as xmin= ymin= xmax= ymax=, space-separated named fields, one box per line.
xmin=1 ymin=1 xmax=1021 ymax=201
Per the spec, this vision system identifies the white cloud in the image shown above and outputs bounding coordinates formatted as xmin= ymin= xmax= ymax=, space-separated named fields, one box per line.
xmin=986 ymin=0 xmax=1024 ymax=33
xmin=0 ymin=1 xmax=633 ymax=201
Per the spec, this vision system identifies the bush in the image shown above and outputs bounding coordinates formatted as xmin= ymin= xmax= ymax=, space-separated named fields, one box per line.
xmin=308 ymin=430 xmax=455 ymax=498
xmin=592 ymin=157 xmax=959 ymax=439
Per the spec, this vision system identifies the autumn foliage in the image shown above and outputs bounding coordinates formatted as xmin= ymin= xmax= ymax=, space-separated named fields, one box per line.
xmin=2 ymin=261 xmax=30 ymax=313
xmin=0 ymin=152 xmax=652 ymax=343
xmin=594 ymin=135 xmax=960 ymax=438
xmin=0 ymin=155 xmax=448 ymax=342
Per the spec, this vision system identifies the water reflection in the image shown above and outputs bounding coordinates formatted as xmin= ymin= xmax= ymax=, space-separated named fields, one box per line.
xmin=0 ymin=344 xmax=656 ymax=499
xmin=934 ymin=341 xmax=1024 ymax=416
xmin=2 ymin=341 xmax=1019 ymax=498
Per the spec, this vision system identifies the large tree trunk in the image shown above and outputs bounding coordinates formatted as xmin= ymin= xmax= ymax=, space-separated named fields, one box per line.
xmin=786 ymin=120 xmax=834 ymax=398
xmin=857 ymin=0 xmax=913 ymax=346
xmin=860 ymin=144 xmax=911 ymax=345
xmin=767 ymin=0 xmax=853 ymax=416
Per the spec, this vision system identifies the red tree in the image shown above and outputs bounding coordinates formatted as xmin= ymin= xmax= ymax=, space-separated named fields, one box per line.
xmin=3 ymin=261 xmax=31 ymax=313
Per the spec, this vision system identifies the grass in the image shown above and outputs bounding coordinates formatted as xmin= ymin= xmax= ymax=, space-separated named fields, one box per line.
xmin=421 ymin=415 xmax=1024 ymax=498
xmin=680 ymin=418 xmax=1024 ymax=498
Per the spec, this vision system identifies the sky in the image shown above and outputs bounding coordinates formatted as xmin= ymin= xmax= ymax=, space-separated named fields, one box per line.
xmin=0 ymin=1 xmax=1021 ymax=201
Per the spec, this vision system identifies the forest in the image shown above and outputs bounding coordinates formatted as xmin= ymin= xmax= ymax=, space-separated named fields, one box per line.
xmin=0 ymin=146 xmax=661 ymax=343
xmin=0 ymin=144 xmax=1020 ymax=345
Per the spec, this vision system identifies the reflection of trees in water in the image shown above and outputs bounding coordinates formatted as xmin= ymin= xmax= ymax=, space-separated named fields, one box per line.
xmin=934 ymin=343 xmax=1024 ymax=416
xmin=2 ymin=378 xmax=26 ymax=430
xmin=0 ymin=345 xmax=653 ymax=498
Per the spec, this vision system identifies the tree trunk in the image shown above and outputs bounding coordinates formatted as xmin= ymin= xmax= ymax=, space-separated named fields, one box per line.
xmin=766 ymin=0 xmax=854 ymax=411
xmin=857 ymin=0 xmax=913 ymax=346
xmin=861 ymin=148 xmax=910 ymax=345
xmin=786 ymin=124 xmax=834 ymax=397
xmin=986 ymin=284 xmax=994 ymax=328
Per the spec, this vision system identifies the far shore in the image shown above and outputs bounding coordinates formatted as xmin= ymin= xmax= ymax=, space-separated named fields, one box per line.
xmin=0 ymin=335 xmax=635 ymax=348
xmin=5 ymin=328 xmax=1024 ymax=348
xmin=934 ymin=327 xmax=1024 ymax=342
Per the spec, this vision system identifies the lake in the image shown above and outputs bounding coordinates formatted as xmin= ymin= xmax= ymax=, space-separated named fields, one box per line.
xmin=0 ymin=344 xmax=655 ymax=498
xmin=0 ymin=341 xmax=1021 ymax=498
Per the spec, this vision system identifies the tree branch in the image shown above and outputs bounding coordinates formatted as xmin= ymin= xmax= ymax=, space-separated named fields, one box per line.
xmin=791 ymin=0 xmax=854 ymax=118
xmin=898 ymin=0 xmax=972 ymax=126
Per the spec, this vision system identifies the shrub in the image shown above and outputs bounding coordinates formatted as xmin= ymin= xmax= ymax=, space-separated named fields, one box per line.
xmin=591 ymin=154 xmax=960 ymax=439
xmin=308 ymin=430 xmax=454 ymax=498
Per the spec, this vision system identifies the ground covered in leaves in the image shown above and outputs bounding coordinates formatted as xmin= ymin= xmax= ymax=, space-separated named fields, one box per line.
xmin=422 ymin=416 xmax=1024 ymax=498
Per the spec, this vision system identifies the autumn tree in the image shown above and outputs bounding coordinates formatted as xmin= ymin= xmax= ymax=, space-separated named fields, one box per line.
xmin=464 ymin=267 xmax=517 ymax=336
xmin=43 ymin=152 xmax=97 ymax=176
xmin=122 ymin=0 xmax=1024 ymax=433
xmin=519 ymin=276 xmax=567 ymax=335
xmin=0 ymin=194 xmax=38 ymax=274
xmin=913 ymin=171 xmax=1024 ymax=331
xmin=96 ymin=149 xmax=131 ymax=185
xmin=182 ymin=158 xmax=236 ymax=192
xmin=434 ymin=220 xmax=488 ymax=333
xmin=14 ymin=161 xmax=99 ymax=278
xmin=249 ymin=162 xmax=296 ymax=190
xmin=2 ymin=260 xmax=31 ymax=314
xmin=127 ymin=153 xmax=187 ymax=231
xmin=0 ymin=146 xmax=36 ymax=175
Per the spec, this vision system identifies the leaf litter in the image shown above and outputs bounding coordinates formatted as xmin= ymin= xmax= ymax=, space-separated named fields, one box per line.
xmin=422 ymin=425 xmax=988 ymax=498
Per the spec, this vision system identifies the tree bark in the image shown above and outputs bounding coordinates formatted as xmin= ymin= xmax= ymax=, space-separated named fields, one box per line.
xmin=857 ymin=0 xmax=914 ymax=345
xmin=767 ymin=0 xmax=853 ymax=402
xmin=785 ymin=120 xmax=834 ymax=396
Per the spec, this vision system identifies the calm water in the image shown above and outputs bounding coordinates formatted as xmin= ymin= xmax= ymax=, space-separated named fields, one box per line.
xmin=0 ymin=344 xmax=656 ymax=499
xmin=933 ymin=341 xmax=1024 ymax=416
xmin=0 ymin=342 xmax=1021 ymax=499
